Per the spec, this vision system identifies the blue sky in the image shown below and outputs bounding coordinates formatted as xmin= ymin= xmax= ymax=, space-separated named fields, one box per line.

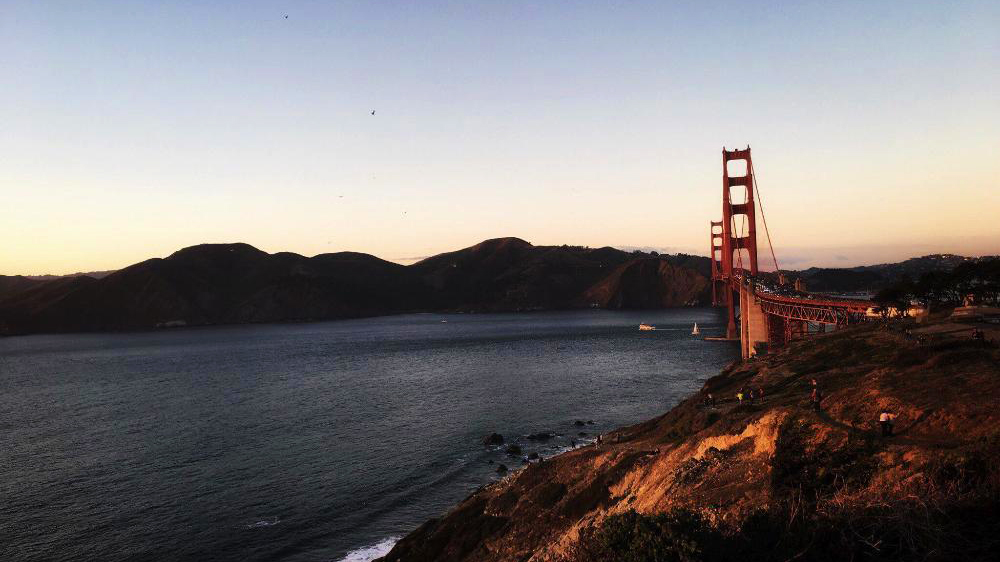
xmin=2 ymin=0 xmax=998 ymax=274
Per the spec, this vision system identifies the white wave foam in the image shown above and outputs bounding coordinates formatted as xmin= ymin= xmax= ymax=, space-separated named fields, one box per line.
xmin=245 ymin=517 xmax=281 ymax=529
xmin=336 ymin=536 xmax=399 ymax=562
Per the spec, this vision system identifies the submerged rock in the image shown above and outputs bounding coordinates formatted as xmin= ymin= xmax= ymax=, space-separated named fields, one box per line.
xmin=495 ymin=464 xmax=507 ymax=474
xmin=573 ymin=420 xmax=586 ymax=426
xmin=505 ymin=444 xmax=522 ymax=456
xmin=527 ymin=452 xmax=539 ymax=460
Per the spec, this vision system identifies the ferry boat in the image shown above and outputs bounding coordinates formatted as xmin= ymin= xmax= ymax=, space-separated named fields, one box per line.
xmin=638 ymin=323 xmax=656 ymax=331
xmin=691 ymin=322 xmax=700 ymax=335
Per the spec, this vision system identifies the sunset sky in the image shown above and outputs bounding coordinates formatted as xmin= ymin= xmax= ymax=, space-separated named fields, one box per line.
xmin=2 ymin=0 xmax=998 ymax=275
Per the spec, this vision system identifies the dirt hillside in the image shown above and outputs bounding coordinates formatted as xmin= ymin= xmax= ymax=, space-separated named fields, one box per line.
xmin=380 ymin=316 xmax=1000 ymax=561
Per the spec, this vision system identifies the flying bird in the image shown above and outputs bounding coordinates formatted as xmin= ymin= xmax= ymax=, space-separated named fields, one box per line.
xmin=370 ymin=110 xmax=375 ymax=115
xmin=284 ymin=14 xmax=288 ymax=19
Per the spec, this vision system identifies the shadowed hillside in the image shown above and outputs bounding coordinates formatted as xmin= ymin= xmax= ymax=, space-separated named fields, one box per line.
xmin=584 ymin=259 xmax=708 ymax=309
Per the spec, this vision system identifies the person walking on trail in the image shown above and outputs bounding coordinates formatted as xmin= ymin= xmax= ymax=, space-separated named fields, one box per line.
xmin=748 ymin=389 xmax=755 ymax=405
xmin=737 ymin=390 xmax=744 ymax=404
xmin=758 ymin=387 xmax=765 ymax=404
xmin=879 ymin=411 xmax=895 ymax=436
xmin=811 ymin=387 xmax=822 ymax=412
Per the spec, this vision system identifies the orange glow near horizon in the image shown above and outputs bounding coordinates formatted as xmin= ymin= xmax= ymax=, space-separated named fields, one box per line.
xmin=2 ymin=1 xmax=999 ymax=276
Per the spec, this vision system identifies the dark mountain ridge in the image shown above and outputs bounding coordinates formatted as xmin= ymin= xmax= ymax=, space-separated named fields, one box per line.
xmin=0 ymin=239 xmax=712 ymax=336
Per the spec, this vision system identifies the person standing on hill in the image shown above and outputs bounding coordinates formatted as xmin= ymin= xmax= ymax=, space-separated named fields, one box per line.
xmin=879 ymin=411 xmax=895 ymax=436
xmin=811 ymin=387 xmax=822 ymax=412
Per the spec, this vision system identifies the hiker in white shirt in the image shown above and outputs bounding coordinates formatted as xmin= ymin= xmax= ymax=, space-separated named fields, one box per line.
xmin=879 ymin=411 xmax=895 ymax=437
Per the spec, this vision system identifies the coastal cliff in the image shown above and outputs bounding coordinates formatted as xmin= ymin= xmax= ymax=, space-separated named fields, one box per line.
xmin=379 ymin=317 xmax=1000 ymax=561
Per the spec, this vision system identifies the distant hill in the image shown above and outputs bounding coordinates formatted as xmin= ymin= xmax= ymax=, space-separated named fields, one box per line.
xmin=0 ymin=275 xmax=44 ymax=300
xmin=410 ymin=238 xmax=710 ymax=311
xmin=4 ymin=243 xmax=988 ymax=336
xmin=24 ymin=270 xmax=117 ymax=281
xmin=0 ymin=239 xmax=712 ymax=335
xmin=0 ymin=271 xmax=115 ymax=301
xmin=795 ymin=254 xmax=991 ymax=292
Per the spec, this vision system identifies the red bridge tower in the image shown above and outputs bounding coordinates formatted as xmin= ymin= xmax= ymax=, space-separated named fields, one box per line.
xmin=719 ymin=147 xmax=758 ymax=339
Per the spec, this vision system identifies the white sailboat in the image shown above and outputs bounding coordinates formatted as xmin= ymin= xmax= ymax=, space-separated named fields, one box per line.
xmin=691 ymin=322 xmax=700 ymax=335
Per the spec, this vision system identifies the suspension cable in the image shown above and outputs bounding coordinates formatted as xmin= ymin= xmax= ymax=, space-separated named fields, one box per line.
xmin=750 ymin=159 xmax=781 ymax=274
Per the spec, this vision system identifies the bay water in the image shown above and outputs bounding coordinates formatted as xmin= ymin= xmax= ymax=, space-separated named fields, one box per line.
xmin=0 ymin=309 xmax=738 ymax=561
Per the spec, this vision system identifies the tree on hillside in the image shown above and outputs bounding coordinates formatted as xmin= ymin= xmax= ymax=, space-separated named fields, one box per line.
xmin=874 ymin=276 xmax=914 ymax=317
xmin=911 ymin=259 xmax=1000 ymax=305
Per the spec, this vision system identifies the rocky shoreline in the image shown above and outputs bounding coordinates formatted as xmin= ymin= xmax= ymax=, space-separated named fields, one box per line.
xmin=378 ymin=316 xmax=1000 ymax=561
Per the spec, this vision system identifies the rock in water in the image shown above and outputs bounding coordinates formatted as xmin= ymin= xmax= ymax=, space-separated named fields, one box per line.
xmin=573 ymin=420 xmax=585 ymax=426
xmin=526 ymin=432 xmax=554 ymax=441
xmin=505 ymin=444 xmax=522 ymax=456
xmin=482 ymin=433 xmax=504 ymax=446
xmin=495 ymin=464 xmax=507 ymax=474
xmin=527 ymin=452 xmax=539 ymax=460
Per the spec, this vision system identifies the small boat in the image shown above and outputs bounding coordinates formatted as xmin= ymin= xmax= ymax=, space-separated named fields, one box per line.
xmin=691 ymin=322 xmax=700 ymax=335
xmin=639 ymin=323 xmax=656 ymax=331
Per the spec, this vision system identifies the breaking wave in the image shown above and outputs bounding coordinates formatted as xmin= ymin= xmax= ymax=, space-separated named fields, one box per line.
xmin=336 ymin=536 xmax=399 ymax=562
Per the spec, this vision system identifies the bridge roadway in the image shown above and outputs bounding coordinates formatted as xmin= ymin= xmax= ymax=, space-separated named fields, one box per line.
xmin=724 ymin=273 xmax=874 ymax=359
xmin=736 ymin=273 xmax=872 ymax=325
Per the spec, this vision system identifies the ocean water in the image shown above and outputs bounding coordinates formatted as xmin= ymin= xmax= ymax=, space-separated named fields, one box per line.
xmin=0 ymin=309 xmax=738 ymax=561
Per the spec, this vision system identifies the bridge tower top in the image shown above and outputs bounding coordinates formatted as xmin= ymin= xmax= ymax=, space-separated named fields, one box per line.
xmin=722 ymin=146 xmax=759 ymax=278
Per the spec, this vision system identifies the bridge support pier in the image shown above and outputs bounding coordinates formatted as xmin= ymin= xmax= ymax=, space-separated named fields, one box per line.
xmin=766 ymin=316 xmax=809 ymax=350
xmin=739 ymin=284 xmax=769 ymax=359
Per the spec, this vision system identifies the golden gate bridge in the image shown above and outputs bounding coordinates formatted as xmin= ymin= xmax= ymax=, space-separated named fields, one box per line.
xmin=709 ymin=147 xmax=872 ymax=359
